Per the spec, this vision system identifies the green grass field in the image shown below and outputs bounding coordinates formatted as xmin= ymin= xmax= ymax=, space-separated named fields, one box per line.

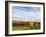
xmin=12 ymin=22 xmax=40 ymax=31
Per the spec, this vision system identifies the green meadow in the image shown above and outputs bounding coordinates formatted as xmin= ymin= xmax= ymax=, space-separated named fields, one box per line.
xmin=12 ymin=21 xmax=40 ymax=31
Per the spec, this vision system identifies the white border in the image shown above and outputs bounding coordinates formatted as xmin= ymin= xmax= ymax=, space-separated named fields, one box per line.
xmin=8 ymin=3 xmax=43 ymax=34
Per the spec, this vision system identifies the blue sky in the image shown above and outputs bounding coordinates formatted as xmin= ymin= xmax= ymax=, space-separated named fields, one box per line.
xmin=12 ymin=6 xmax=41 ymax=22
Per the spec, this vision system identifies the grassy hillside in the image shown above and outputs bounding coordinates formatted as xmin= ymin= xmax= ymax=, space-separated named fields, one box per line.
xmin=12 ymin=21 xmax=40 ymax=31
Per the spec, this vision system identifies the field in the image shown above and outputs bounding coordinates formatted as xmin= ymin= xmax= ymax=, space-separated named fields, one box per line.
xmin=12 ymin=21 xmax=40 ymax=31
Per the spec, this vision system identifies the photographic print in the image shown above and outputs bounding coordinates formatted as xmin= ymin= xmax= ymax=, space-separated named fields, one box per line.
xmin=5 ymin=1 xmax=45 ymax=36
xmin=12 ymin=6 xmax=40 ymax=30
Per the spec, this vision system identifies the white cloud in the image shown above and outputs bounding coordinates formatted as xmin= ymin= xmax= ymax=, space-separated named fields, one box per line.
xmin=12 ymin=10 xmax=41 ymax=22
